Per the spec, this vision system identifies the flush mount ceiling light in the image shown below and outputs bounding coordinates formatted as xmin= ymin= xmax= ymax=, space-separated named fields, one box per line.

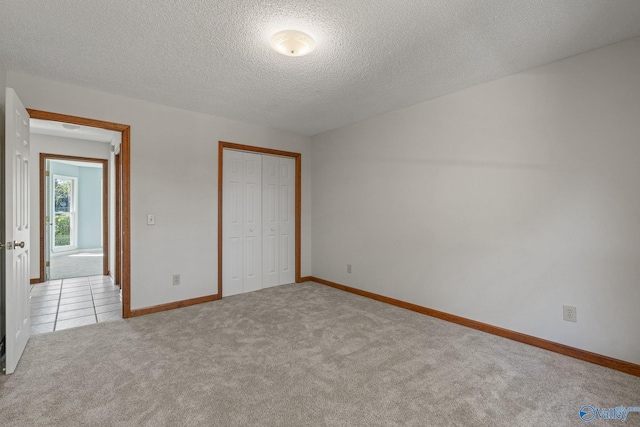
xmin=270 ymin=30 xmax=315 ymax=57
xmin=62 ymin=123 xmax=81 ymax=130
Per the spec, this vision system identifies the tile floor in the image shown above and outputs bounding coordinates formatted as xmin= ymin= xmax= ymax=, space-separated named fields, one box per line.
xmin=30 ymin=275 xmax=122 ymax=335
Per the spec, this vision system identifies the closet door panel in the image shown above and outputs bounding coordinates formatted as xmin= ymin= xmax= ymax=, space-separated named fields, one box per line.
xmin=242 ymin=153 xmax=263 ymax=293
xmin=222 ymin=150 xmax=244 ymax=297
xmin=279 ymin=157 xmax=296 ymax=285
xmin=262 ymin=155 xmax=280 ymax=288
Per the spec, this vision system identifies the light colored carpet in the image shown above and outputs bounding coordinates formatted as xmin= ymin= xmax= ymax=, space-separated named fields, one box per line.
xmin=49 ymin=250 xmax=103 ymax=280
xmin=1 ymin=282 xmax=639 ymax=426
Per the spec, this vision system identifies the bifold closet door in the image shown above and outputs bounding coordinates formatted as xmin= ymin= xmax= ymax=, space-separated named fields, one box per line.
xmin=262 ymin=155 xmax=295 ymax=288
xmin=222 ymin=150 xmax=262 ymax=297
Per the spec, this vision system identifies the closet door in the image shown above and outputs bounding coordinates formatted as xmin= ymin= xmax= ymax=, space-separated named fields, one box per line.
xmin=222 ymin=150 xmax=262 ymax=296
xmin=262 ymin=156 xmax=280 ymax=288
xmin=278 ymin=157 xmax=295 ymax=285
xmin=262 ymin=155 xmax=295 ymax=288
xmin=242 ymin=153 xmax=263 ymax=292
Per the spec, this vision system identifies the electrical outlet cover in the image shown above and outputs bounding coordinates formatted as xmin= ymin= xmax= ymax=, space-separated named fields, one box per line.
xmin=563 ymin=305 xmax=577 ymax=322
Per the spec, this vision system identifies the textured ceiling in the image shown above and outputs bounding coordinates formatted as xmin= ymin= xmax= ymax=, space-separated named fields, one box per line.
xmin=1 ymin=1 xmax=640 ymax=136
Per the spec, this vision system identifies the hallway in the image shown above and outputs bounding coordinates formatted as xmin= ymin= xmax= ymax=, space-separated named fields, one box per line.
xmin=29 ymin=275 xmax=122 ymax=335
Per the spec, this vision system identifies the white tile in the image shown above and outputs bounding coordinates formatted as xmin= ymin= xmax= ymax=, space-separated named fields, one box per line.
xmin=90 ymin=277 xmax=113 ymax=284
xmin=31 ymin=299 xmax=60 ymax=309
xmin=55 ymin=315 xmax=96 ymax=331
xmin=57 ymin=307 xmax=96 ymax=320
xmin=97 ymin=311 xmax=122 ymax=323
xmin=59 ymin=294 xmax=93 ymax=305
xmin=94 ymin=288 xmax=120 ymax=296
xmin=30 ymin=287 xmax=61 ymax=295
xmin=58 ymin=300 xmax=94 ymax=312
xmin=31 ymin=323 xmax=55 ymax=335
xmin=61 ymin=282 xmax=90 ymax=289
xmin=31 ymin=284 xmax=61 ymax=290
xmin=31 ymin=305 xmax=59 ymax=316
xmin=30 ymin=293 xmax=60 ymax=302
xmin=31 ymin=313 xmax=57 ymax=325
xmin=95 ymin=303 xmax=122 ymax=314
xmin=62 ymin=281 xmax=88 ymax=287
xmin=60 ymin=289 xmax=91 ymax=297
xmin=91 ymin=283 xmax=115 ymax=290
xmin=93 ymin=296 xmax=122 ymax=307
xmin=62 ymin=277 xmax=91 ymax=284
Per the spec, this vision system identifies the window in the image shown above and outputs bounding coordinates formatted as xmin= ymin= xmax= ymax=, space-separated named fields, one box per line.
xmin=52 ymin=175 xmax=78 ymax=251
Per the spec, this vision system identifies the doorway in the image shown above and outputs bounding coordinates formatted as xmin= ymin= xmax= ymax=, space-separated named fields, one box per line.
xmin=27 ymin=109 xmax=132 ymax=318
xmin=217 ymin=141 xmax=302 ymax=298
xmin=41 ymin=155 xmax=108 ymax=280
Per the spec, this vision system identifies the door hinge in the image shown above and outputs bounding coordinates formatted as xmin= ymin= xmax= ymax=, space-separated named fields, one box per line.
xmin=45 ymin=170 xmax=50 ymax=177
xmin=45 ymin=215 xmax=50 ymax=223
xmin=46 ymin=261 xmax=50 ymax=267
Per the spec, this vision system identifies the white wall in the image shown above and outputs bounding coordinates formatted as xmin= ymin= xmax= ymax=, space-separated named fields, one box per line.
xmin=311 ymin=36 xmax=640 ymax=365
xmin=29 ymin=133 xmax=111 ymax=278
xmin=9 ymin=71 xmax=312 ymax=310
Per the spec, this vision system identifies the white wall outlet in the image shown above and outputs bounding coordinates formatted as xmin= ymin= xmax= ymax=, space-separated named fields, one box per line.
xmin=563 ymin=305 xmax=577 ymax=322
xmin=347 ymin=264 xmax=352 ymax=274
xmin=147 ymin=214 xmax=156 ymax=225
xmin=173 ymin=274 xmax=180 ymax=286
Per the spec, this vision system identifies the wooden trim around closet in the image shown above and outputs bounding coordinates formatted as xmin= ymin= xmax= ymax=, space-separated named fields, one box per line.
xmin=311 ymin=276 xmax=640 ymax=378
xmin=218 ymin=141 xmax=302 ymax=299
xmin=27 ymin=109 xmax=132 ymax=318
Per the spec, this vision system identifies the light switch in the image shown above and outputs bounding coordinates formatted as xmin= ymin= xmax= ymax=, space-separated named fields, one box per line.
xmin=147 ymin=214 xmax=155 ymax=225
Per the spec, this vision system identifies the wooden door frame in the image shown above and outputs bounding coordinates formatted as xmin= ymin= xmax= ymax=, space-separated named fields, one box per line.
xmin=218 ymin=141 xmax=302 ymax=298
xmin=39 ymin=154 xmax=109 ymax=280
xmin=27 ymin=109 xmax=132 ymax=318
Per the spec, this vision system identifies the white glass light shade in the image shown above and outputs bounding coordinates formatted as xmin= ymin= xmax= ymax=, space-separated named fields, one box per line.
xmin=270 ymin=30 xmax=315 ymax=57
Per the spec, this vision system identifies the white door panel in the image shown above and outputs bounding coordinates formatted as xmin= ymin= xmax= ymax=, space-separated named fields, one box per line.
xmin=4 ymin=88 xmax=31 ymax=374
xmin=222 ymin=150 xmax=243 ymax=297
xmin=242 ymin=153 xmax=262 ymax=292
xmin=262 ymin=155 xmax=280 ymax=288
xmin=222 ymin=150 xmax=262 ymax=296
xmin=278 ymin=157 xmax=295 ymax=285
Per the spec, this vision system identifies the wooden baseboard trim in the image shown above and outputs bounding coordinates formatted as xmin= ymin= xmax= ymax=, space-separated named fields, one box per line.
xmin=30 ymin=278 xmax=42 ymax=285
xmin=128 ymin=294 xmax=219 ymax=318
xmin=310 ymin=276 xmax=640 ymax=377
xmin=298 ymin=276 xmax=313 ymax=282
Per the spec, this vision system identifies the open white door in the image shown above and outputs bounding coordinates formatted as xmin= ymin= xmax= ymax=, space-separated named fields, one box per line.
xmin=4 ymin=88 xmax=31 ymax=374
